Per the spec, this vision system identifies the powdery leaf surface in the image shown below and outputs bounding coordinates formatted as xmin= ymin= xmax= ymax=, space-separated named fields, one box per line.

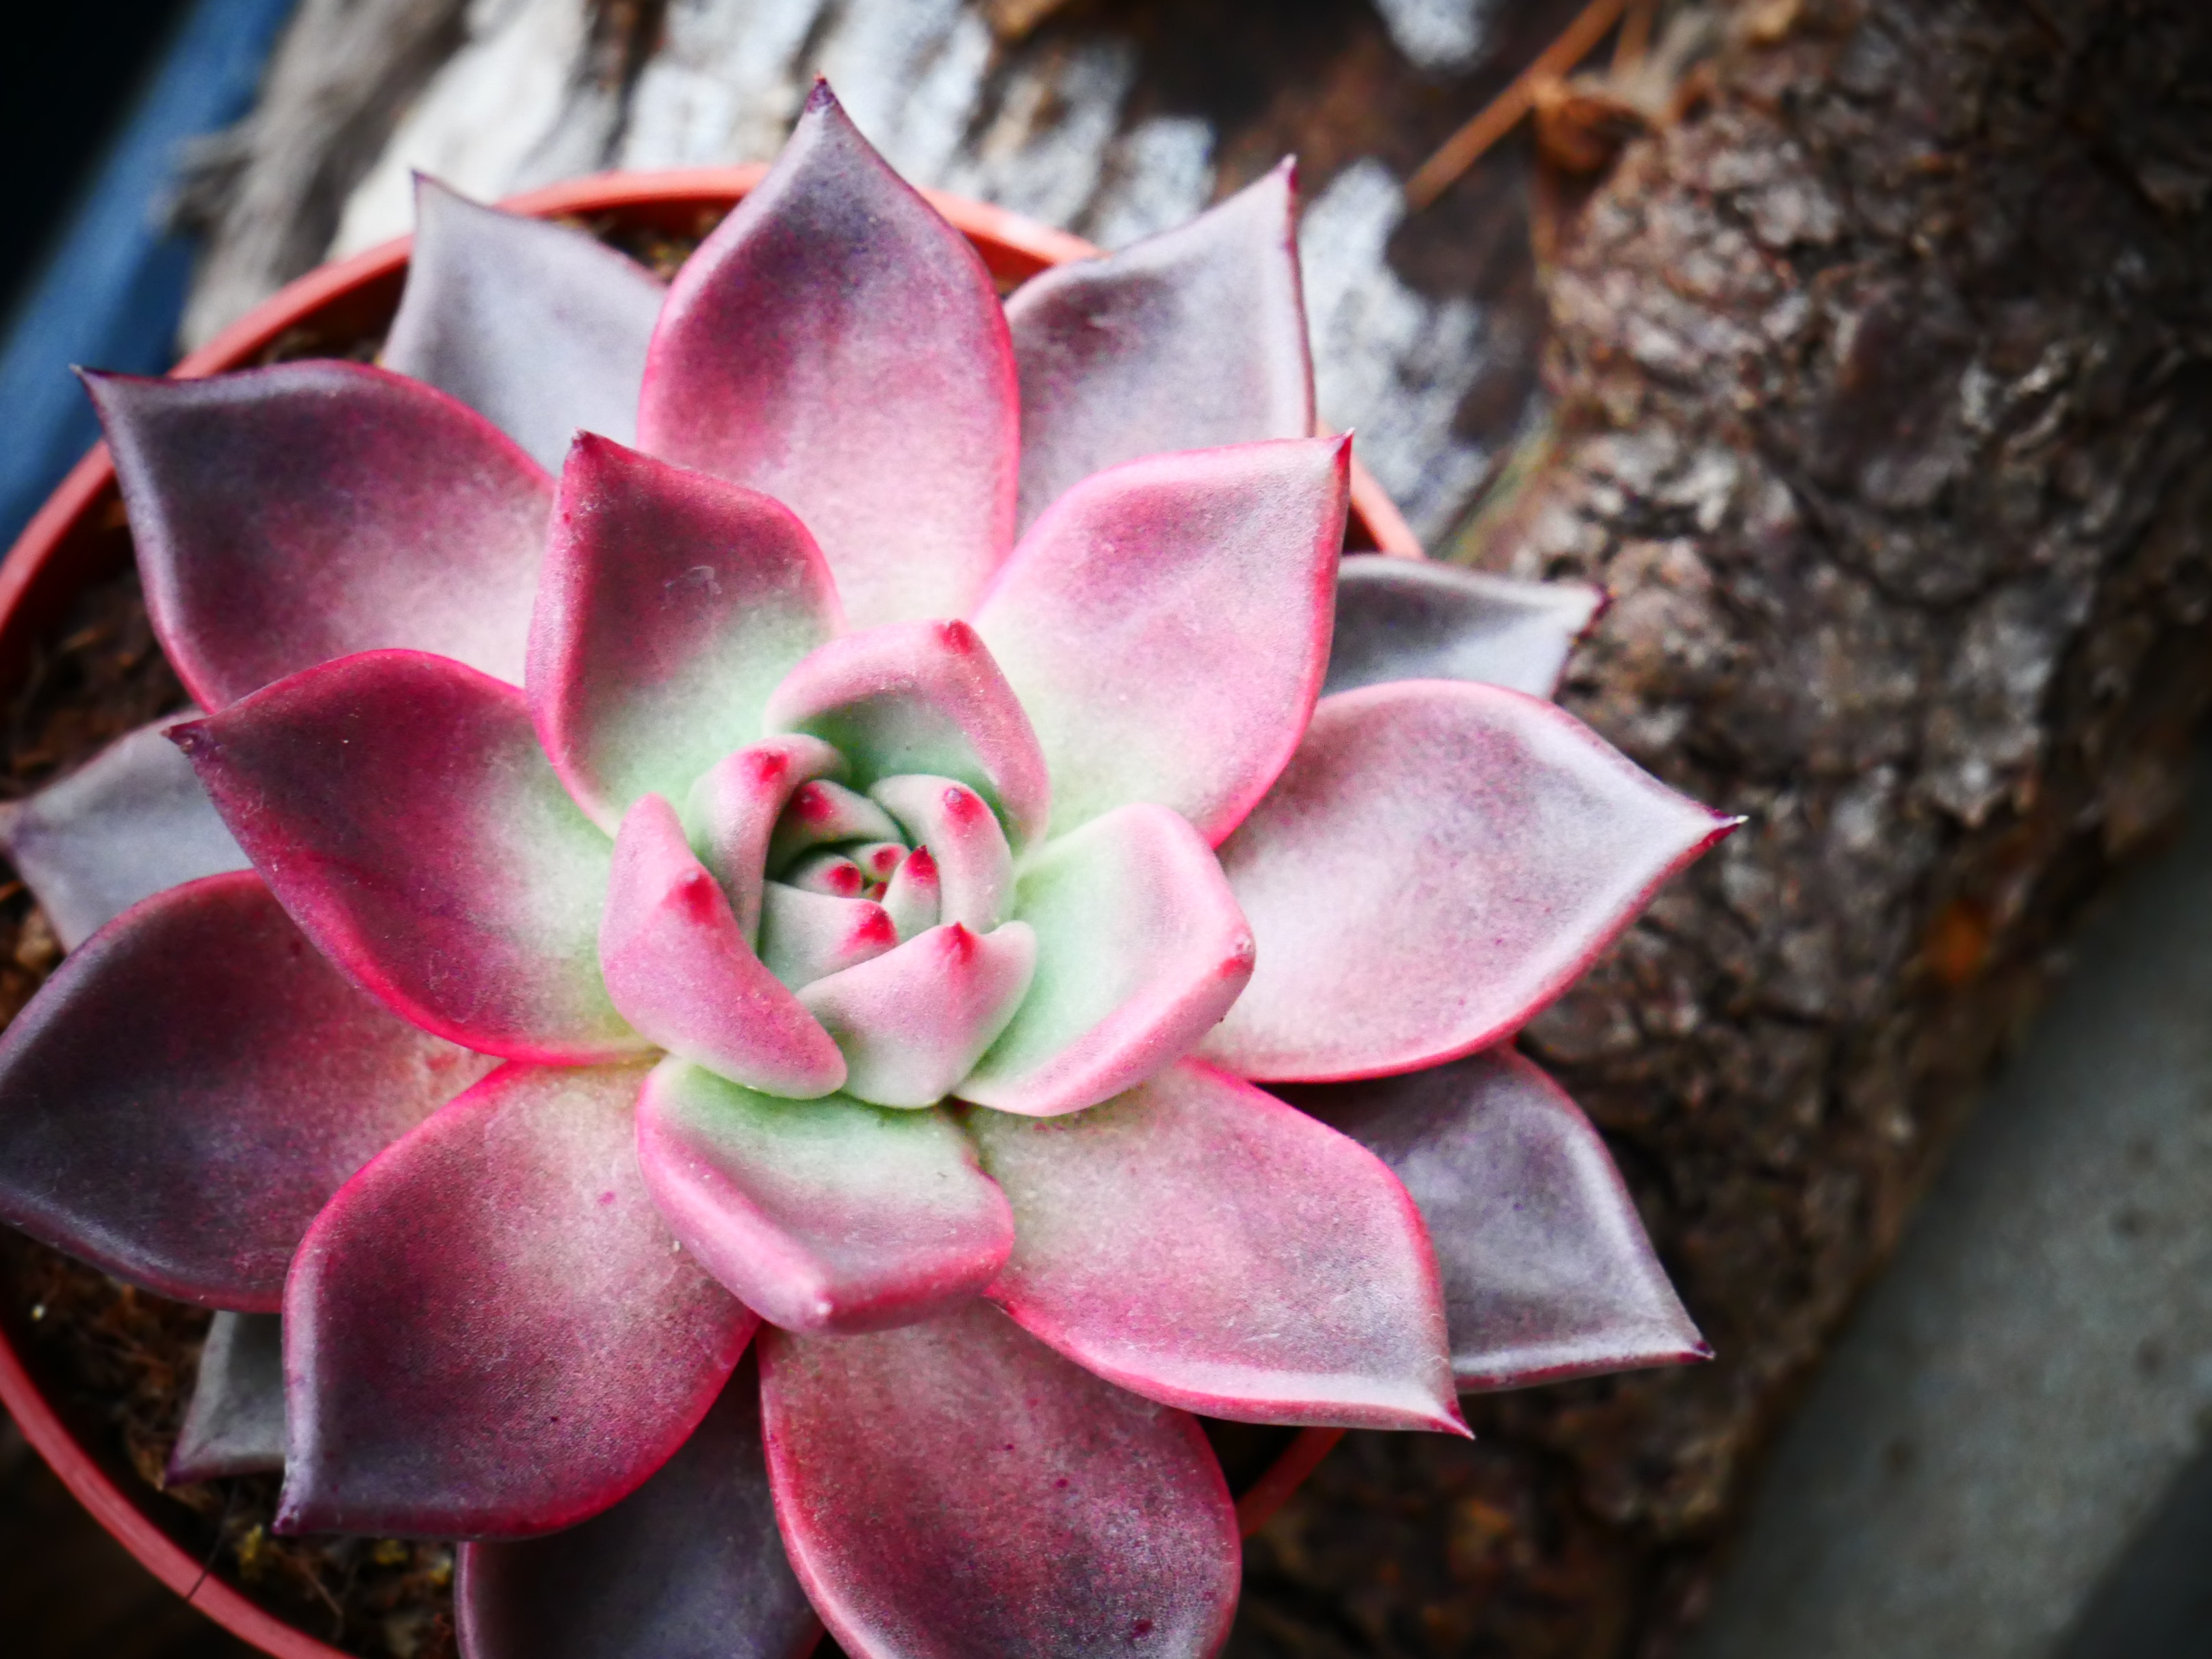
xmin=88 ymin=363 xmax=552 ymax=709
xmin=636 ymin=1058 xmax=1012 ymax=1332
xmin=169 ymin=1310 xmax=287 ymax=1482
xmin=1205 ymin=680 xmax=1735 ymax=1081
xmin=457 ymin=1357 xmax=818 ymax=1659
xmin=973 ymin=439 xmax=1348 ymax=844
xmin=177 ymin=651 xmax=639 ymax=1062
xmin=639 ymin=86 xmax=1016 ymax=628
xmin=759 ymin=1299 xmax=1239 ymax=1659
xmin=281 ymin=1061 xmax=756 ymax=1538
xmin=0 ymin=872 xmax=491 ymax=1310
xmin=1285 ymin=1049 xmax=1708 ymax=1390
xmin=973 ymin=1059 xmax=1465 ymax=1432
xmin=1006 ymin=163 xmax=1313 ymax=532
xmin=1324 ymin=557 xmax=1604 ymax=701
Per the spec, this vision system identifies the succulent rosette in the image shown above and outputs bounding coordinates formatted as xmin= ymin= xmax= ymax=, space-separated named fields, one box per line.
xmin=0 ymin=86 xmax=1732 ymax=1659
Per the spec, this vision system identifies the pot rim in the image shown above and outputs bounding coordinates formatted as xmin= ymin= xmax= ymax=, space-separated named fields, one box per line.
xmin=0 ymin=166 xmax=1407 ymax=1659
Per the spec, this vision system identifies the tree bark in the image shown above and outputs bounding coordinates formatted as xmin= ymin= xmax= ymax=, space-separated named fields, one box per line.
xmin=170 ymin=2 xmax=2212 ymax=1656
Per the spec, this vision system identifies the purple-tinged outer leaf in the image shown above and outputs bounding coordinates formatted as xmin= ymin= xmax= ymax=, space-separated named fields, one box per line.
xmin=636 ymin=1058 xmax=1013 ymax=1333
xmin=170 ymin=1311 xmax=287 ymax=1482
xmin=764 ymin=621 xmax=1049 ymax=853
xmin=1006 ymin=162 xmax=1312 ymax=532
xmin=1283 ymin=1050 xmax=1709 ymax=1391
xmin=973 ymin=438 xmax=1348 ymax=845
xmin=175 ymin=652 xmax=640 ymax=1063
xmin=973 ymin=1060 xmax=1465 ymax=1433
xmin=960 ymin=805 xmax=1252 ymax=1119
xmin=639 ymin=83 xmax=1018 ymax=628
xmin=0 ymin=872 xmax=491 ymax=1310
xmin=1203 ymin=682 xmax=1736 ymax=1082
xmin=458 ymin=1357 xmax=817 ymax=1659
xmin=601 ymin=795 xmax=846 ymax=1098
xmin=687 ymin=736 xmax=845 ymax=946
xmin=385 ymin=178 xmax=666 ymax=472
xmin=760 ymin=1300 xmax=1239 ymax=1659
xmin=798 ymin=923 xmax=1036 ymax=1109
xmin=86 ymin=363 xmax=552 ymax=710
xmin=0 ymin=713 xmax=246 ymax=950
xmin=281 ymin=1061 xmax=756 ymax=1539
xmin=528 ymin=436 xmax=840 ymax=830
xmin=869 ymin=775 xmax=1011 ymax=930
xmin=1324 ymin=557 xmax=1604 ymax=702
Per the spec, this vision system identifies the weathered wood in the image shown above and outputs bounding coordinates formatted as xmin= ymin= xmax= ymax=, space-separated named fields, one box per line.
xmin=166 ymin=1 xmax=2212 ymax=1656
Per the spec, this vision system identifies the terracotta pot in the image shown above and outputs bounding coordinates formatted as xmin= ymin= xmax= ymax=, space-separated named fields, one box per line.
xmin=0 ymin=170 xmax=1420 ymax=1659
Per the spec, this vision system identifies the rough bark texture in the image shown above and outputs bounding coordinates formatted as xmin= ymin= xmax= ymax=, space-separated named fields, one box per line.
xmin=1236 ymin=3 xmax=2212 ymax=1654
xmin=62 ymin=0 xmax=2212 ymax=1655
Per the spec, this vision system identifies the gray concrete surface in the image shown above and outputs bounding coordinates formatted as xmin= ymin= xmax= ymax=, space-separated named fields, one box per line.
xmin=1688 ymin=764 xmax=2212 ymax=1659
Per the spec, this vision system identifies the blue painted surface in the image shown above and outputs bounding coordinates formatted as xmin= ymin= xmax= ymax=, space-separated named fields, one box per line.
xmin=0 ymin=0 xmax=298 ymax=548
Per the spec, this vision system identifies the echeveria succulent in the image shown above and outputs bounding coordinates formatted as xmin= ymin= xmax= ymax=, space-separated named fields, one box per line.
xmin=0 ymin=85 xmax=1731 ymax=1659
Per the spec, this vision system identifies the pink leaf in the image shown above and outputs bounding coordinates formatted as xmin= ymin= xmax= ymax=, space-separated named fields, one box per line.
xmin=175 ymin=651 xmax=640 ymax=1062
xmin=763 ymin=621 xmax=1049 ymax=853
xmin=528 ymin=436 xmax=840 ymax=830
xmin=763 ymin=780 xmax=901 ymax=873
xmin=687 ymin=736 xmax=845 ymax=945
xmin=971 ymin=1059 xmax=1465 ymax=1432
xmin=601 ymin=795 xmax=847 ymax=1098
xmin=281 ymin=1061 xmax=756 ymax=1538
xmin=384 ymin=177 xmax=667 ymax=472
xmin=168 ymin=1311 xmax=287 ymax=1483
xmin=973 ymin=437 xmax=1348 ymax=843
xmin=879 ymin=845 xmax=940 ymax=940
xmin=959 ymin=805 xmax=1251 ymax=1119
xmin=868 ymin=775 xmax=1011 ymax=930
xmin=1006 ymin=162 xmax=1312 ymax=532
xmin=797 ymin=923 xmax=1036 ymax=1109
xmin=756 ymin=883 xmax=897 ymax=988
xmin=636 ymin=1057 xmax=1013 ymax=1332
xmin=0 ymin=712 xmax=247 ymax=951
xmin=1282 ymin=1051 xmax=1709 ymax=1391
xmin=1203 ymin=682 xmax=1736 ymax=1081
xmin=87 ymin=364 xmax=552 ymax=710
xmin=0 ymin=872 xmax=492 ymax=1309
xmin=638 ymin=83 xmax=1017 ymax=628
xmin=1326 ymin=556 xmax=1604 ymax=701
xmin=759 ymin=1300 xmax=1239 ymax=1659
xmin=457 ymin=1357 xmax=817 ymax=1659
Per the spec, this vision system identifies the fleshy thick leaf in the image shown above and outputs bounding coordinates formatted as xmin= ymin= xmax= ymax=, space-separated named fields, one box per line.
xmin=636 ymin=1058 xmax=1013 ymax=1333
xmin=458 ymin=1358 xmax=816 ymax=1659
xmin=169 ymin=1312 xmax=288 ymax=1483
xmin=175 ymin=652 xmax=636 ymax=1062
xmin=972 ymin=1059 xmax=1464 ymax=1432
xmin=0 ymin=872 xmax=491 ymax=1309
xmin=385 ymin=178 xmax=667 ymax=472
xmin=764 ymin=621 xmax=1049 ymax=852
xmin=869 ymin=775 xmax=1011 ymax=930
xmin=756 ymin=882 xmax=897 ymax=989
xmin=0 ymin=713 xmax=247 ymax=950
xmin=760 ymin=1300 xmax=1239 ymax=1659
xmin=638 ymin=83 xmax=1018 ymax=627
xmin=528 ymin=436 xmax=840 ymax=830
xmin=960 ymin=805 xmax=1252 ymax=1119
xmin=88 ymin=363 xmax=552 ymax=709
xmin=1284 ymin=1050 xmax=1708 ymax=1390
xmin=281 ymin=1062 xmax=755 ymax=1538
xmin=1204 ymin=682 xmax=1736 ymax=1081
xmin=764 ymin=780 xmax=900 ymax=873
xmin=798 ymin=923 xmax=1036 ymax=1109
xmin=1325 ymin=557 xmax=1603 ymax=701
xmin=1006 ymin=162 xmax=1313 ymax=532
xmin=601 ymin=795 xmax=846 ymax=1098
xmin=974 ymin=438 xmax=1348 ymax=843
xmin=879 ymin=846 xmax=940 ymax=939
xmin=687 ymin=736 xmax=845 ymax=945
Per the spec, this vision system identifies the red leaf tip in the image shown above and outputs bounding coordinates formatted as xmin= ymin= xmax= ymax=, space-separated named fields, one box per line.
xmin=905 ymin=845 xmax=938 ymax=879
xmin=939 ymin=923 xmax=978 ymax=964
xmin=934 ymin=618 xmax=982 ymax=657
xmin=851 ymin=907 xmax=898 ymax=948
xmin=166 ymin=719 xmax=211 ymax=758
xmin=803 ymin=77 xmax=836 ymax=116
